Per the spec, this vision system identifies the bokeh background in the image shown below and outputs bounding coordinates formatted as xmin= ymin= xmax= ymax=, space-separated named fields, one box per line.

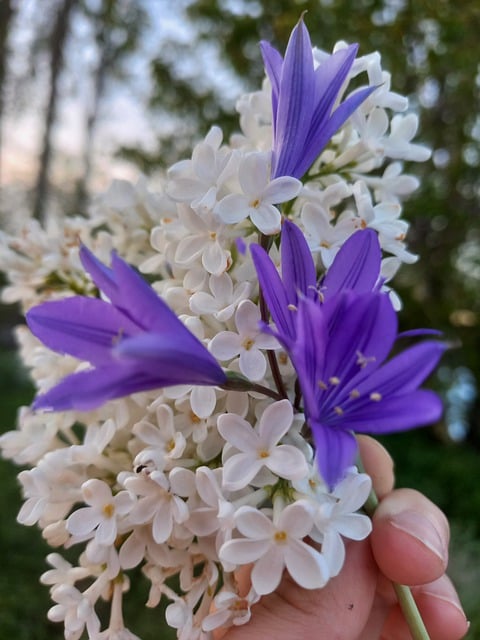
xmin=0 ymin=0 xmax=479 ymax=637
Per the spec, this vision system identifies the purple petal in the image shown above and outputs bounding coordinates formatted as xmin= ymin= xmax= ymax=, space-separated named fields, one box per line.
xmin=260 ymin=40 xmax=283 ymax=126
xmin=313 ymin=45 xmax=358 ymax=110
xmin=281 ymin=220 xmax=317 ymax=304
xmin=356 ymin=341 xmax=447 ymax=398
xmin=32 ymin=365 xmax=153 ymax=412
xmin=26 ymin=297 xmax=138 ymax=366
xmin=322 ymin=229 xmax=381 ymax=298
xmin=80 ymin=244 xmax=118 ymax=300
xmin=344 ymin=390 xmax=443 ymax=434
xmin=297 ymin=84 xmax=376 ymax=178
xmin=311 ymin=422 xmax=358 ymax=489
xmin=250 ymin=244 xmax=294 ymax=341
xmin=273 ymin=18 xmax=315 ymax=178
xmin=290 ymin=298 xmax=328 ymax=417
xmin=322 ymin=292 xmax=397 ymax=387
xmin=115 ymin=333 xmax=226 ymax=386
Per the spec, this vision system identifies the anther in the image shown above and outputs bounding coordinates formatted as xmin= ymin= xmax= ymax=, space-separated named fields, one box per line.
xmin=329 ymin=376 xmax=340 ymax=385
xmin=334 ymin=406 xmax=344 ymax=415
xmin=370 ymin=392 xmax=382 ymax=402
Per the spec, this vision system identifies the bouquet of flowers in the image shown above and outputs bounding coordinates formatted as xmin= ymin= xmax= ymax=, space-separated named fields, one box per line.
xmin=0 ymin=17 xmax=444 ymax=640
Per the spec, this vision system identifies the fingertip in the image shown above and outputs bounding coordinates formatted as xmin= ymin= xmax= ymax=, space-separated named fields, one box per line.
xmin=357 ymin=435 xmax=394 ymax=498
xmin=371 ymin=489 xmax=449 ymax=585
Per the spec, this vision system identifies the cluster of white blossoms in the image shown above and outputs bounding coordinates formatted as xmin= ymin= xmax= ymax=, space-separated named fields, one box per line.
xmin=0 ymin=27 xmax=431 ymax=640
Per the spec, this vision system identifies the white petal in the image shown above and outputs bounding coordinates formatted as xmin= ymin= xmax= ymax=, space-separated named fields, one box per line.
xmin=187 ymin=507 xmax=218 ymax=536
xmin=332 ymin=513 xmax=372 ymax=540
xmin=277 ymin=501 xmax=313 ymax=539
xmin=215 ymin=194 xmax=249 ymax=224
xmin=189 ymin=291 xmax=218 ymax=315
xmin=235 ymin=506 xmax=274 ymax=538
xmin=257 ymin=399 xmax=293 ymax=448
xmin=175 ymin=235 xmax=206 ymax=264
xmin=262 ymin=176 xmax=302 ymax=204
xmin=251 ymin=546 xmax=285 ymax=595
xmin=321 ymin=529 xmax=345 ymax=577
xmin=238 ymin=152 xmax=270 ymax=196
xmin=235 ymin=299 xmax=261 ymax=335
xmin=239 ymin=348 xmax=266 ymax=381
xmin=209 ymin=272 xmax=233 ymax=300
xmin=82 ymin=479 xmax=112 ymax=506
xmin=267 ymin=445 xmax=309 ymax=481
xmin=222 ymin=453 xmax=263 ymax=491
xmin=95 ymin=518 xmax=117 ymax=546
xmin=219 ymin=538 xmax=270 ymax=565
xmin=195 ymin=467 xmax=221 ymax=506
xmin=190 ymin=385 xmax=217 ymax=419
xmin=209 ymin=332 xmax=242 ymax=360
xmin=250 ymin=203 xmax=281 ymax=235
xmin=152 ymin=504 xmax=173 ymax=543
xmin=67 ymin=507 xmax=98 ymax=536
xmin=217 ymin=414 xmax=259 ymax=451
xmin=202 ymin=241 xmax=229 ymax=276
xmin=284 ymin=539 xmax=330 ymax=588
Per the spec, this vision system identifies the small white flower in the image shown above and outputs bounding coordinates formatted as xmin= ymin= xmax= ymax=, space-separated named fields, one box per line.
xmin=189 ymin=272 xmax=251 ymax=322
xmin=123 ymin=471 xmax=189 ymax=544
xmin=67 ymin=479 xmax=134 ymax=547
xmin=48 ymin=584 xmax=101 ymax=640
xmin=310 ymin=469 xmax=372 ymax=576
xmin=133 ymin=404 xmax=186 ymax=472
xmin=215 ymin=152 xmax=301 ymax=234
xmin=202 ymin=587 xmax=259 ymax=631
xmin=217 ymin=399 xmax=308 ymax=491
xmin=209 ymin=299 xmax=278 ymax=381
xmin=220 ymin=501 xmax=328 ymax=594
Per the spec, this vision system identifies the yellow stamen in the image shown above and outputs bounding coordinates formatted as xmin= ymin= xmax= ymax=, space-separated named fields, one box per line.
xmin=274 ymin=531 xmax=287 ymax=543
xmin=102 ymin=504 xmax=115 ymax=518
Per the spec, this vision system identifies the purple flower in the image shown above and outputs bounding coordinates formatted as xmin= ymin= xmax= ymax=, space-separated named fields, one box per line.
xmin=261 ymin=17 xmax=375 ymax=180
xmin=251 ymin=220 xmax=381 ymax=344
xmin=252 ymin=221 xmax=444 ymax=487
xmin=26 ymin=246 xmax=226 ymax=412
xmin=290 ymin=292 xmax=445 ymax=488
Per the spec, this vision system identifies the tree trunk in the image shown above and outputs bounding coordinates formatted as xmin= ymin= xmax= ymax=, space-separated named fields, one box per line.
xmin=33 ymin=0 xmax=76 ymax=222
xmin=0 ymin=0 xmax=15 ymax=188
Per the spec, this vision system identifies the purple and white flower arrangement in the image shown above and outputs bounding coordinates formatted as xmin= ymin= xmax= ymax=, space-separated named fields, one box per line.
xmin=0 ymin=16 xmax=441 ymax=639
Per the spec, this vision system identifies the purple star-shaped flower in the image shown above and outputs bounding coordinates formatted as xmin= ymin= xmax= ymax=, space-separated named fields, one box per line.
xmin=261 ymin=17 xmax=375 ymax=180
xmin=26 ymin=246 xmax=226 ymax=412
xmin=291 ymin=292 xmax=445 ymax=488
xmin=252 ymin=221 xmax=445 ymax=488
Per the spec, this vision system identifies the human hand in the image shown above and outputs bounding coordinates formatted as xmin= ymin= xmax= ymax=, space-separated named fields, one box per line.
xmin=214 ymin=436 xmax=469 ymax=640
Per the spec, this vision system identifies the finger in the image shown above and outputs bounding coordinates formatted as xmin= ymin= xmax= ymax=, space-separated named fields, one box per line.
xmin=357 ymin=435 xmax=394 ymax=498
xmin=381 ymin=575 xmax=469 ymax=640
xmin=371 ymin=488 xmax=449 ymax=587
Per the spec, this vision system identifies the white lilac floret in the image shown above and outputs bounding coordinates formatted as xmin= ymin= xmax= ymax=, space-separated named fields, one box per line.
xmin=0 ymin=15 xmax=441 ymax=640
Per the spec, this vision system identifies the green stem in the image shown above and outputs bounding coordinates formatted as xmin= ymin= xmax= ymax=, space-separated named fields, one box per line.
xmin=222 ymin=372 xmax=283 ymax=401
xmin=362 ymin=484 xmax=431 ymax=640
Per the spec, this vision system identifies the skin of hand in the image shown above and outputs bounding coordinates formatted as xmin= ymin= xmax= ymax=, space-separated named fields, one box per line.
xmin=214 ymin=436 xmax=469 ymax=640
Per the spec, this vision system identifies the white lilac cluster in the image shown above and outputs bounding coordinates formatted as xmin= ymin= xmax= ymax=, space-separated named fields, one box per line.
xmin=0 ymin=33 xmax=429 ymax=640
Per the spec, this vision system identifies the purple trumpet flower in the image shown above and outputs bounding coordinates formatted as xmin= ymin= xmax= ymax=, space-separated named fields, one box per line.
xmin=26 ymin=246 xmax=226 ymax=412
xmin=251 ymin=219 xmax=381 ymax=344
xmin=261 ymin=17 xmax=375 ymax=180
xmin=290 ymin=292 xmax=445 ymax=488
